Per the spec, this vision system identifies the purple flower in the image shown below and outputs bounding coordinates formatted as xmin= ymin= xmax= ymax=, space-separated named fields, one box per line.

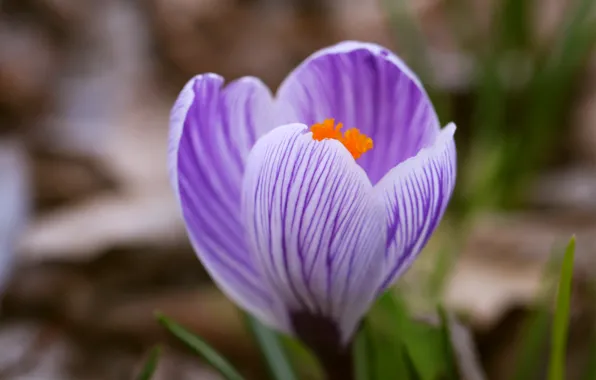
xmin=169 ymin=41 xmax=456 ymax=345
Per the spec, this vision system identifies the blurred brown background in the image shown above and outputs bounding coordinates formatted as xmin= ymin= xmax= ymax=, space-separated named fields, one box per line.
xmin=0 ymin=0 xmax=596 ymax=379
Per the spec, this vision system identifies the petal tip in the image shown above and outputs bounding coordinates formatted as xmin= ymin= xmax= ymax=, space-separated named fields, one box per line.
xmin=317 ymin=40 xmax=424 ymax=88
xmin=168 ymin=73 xmax=226 ymax=194
xmin=438 ymin=122 xmax=457 ymax=146
xmin=444 ymin=122 xmax=457 ymax=133
xmin=170 ymin=73 xmax=224 ymax=126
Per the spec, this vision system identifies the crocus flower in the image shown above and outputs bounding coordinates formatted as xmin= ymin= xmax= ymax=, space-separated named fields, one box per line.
xmin=169 ymin=41 xmax=456 ymax=363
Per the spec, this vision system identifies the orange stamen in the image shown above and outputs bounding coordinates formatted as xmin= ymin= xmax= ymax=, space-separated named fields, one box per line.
xmin=310 ymin=118 xmax=343 ymax=141
xmin=310 ymin=118 xmax=373 ymax=159
xmin=342 ymin=128 xmax=374 ymax=159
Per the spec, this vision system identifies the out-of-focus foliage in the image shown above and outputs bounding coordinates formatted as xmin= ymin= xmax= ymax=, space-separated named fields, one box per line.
xmin=156 ymin=313 xmax=246 ymax=380
xmin=135 ymin=346 xmax=162 ymax=380
xmin=548 ymin=236 xmax=575 ymax=380
xmin=385 ymin=0 xmax=596 ymax=214
xmin=245 ymin=314 xmax=297 ymax=380
xmin=354 ymin=292 xmax=458 ymax=380
xmin=382 ymin=0 xmax=596 ymax=320
xmin=150 ymin=236 xmax=579 ymax=380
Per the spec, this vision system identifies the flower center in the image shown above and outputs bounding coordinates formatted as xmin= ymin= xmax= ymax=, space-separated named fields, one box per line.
xmin=310 ymin=118 xmax=373 ymax=159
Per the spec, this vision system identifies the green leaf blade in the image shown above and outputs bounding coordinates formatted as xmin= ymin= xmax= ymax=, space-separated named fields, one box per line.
xmin=244 ymin=314 xmax=297 ymax=380
xmin=156 ymin=312 xmax=245 ymax=380
xmin=437 ymin=306 xmax=460 ymax=380
xmin=547 ymin=236 xmax=576 ymax=380
xmin=363 ymin=291 xmax=456 ymax=380
xmin=135 ymin=345 xmax=162 ymax=380
xmin=581 ymin=335 xmax=596 ymax=380
xmin=354 ymin=311 xmax=413 ymax=380
xmin=512 ymin=307 xmax=550 ymax=380
xmin=384 ymin=299 xmax=444 ymax=380
xmin=353 ymin=319 xmax=374 ymax=380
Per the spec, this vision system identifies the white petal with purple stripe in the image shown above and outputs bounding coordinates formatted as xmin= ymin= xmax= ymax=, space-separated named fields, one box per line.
xmin=242 ymin=124 xmax=387 ymax=342
xmin=374 ymin=123 xmax=457 ymax=290
xmin=169 ymin=74 xmax=285 ymax=330
xmin=168 ymin=40 xmax=458 ymax=341
xmin=276 ymin=41 xmax=441 ymax=184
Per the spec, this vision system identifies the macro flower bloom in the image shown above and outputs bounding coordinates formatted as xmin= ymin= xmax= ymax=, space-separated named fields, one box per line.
xmin=169 ymin=41 xmax=456 ymax=348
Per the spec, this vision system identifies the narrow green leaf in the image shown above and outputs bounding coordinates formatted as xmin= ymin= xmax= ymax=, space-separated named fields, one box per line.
xmin=511 ymin=307 xmax=550 ymax=380
xmin=552 ymin=0 xmax=596 ymax=62
xmin=382 ymin=0 xmax=452 ymax=123
xmin=375 ymin=331 xmax=410 ymax=379
xmin=547 ymin=236 xmax=576 ymax=380
xmin=135 ymin=345 xmax=161 ymax=380
xmin=279 ymin=336 xmax=321 ymax=379
xmin=372 ymin=292 xmax=446 ymax=380
xmin=581 ymin=333 xmax=596 ymax=380
xmin=512 ymin=242 xmax=566 ymax=380
xmin=353 ymin=320 xmax=373 ymax=380
xmin=373 ymin=293 xmax=410 ymax=380
xmin=427 ymin=233 xmax=463 ymax=303
xmin=381 ymin=0 xmax=431 ymax=82
xmin=244 ymin=314 xmax=297 ymax=380
xmin=437 ymin=306 xmax=460 ymax=380
xmin=381 ymin=338 xmax=409 ymax=380
xmin=356 ymin=304 xmax=412 ymax=380
xmin=404 ymin=322 xmax=450 ymax=380
xmin=155 ymin=312 xmax=245 ymax=380
xmin=496 ymin=0 xmax=532 ymax=49
xmin=401 ymin=348 xmax=422 ymax=380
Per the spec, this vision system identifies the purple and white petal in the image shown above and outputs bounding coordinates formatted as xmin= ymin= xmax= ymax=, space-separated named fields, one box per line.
xmin=374 ymin=123 xmax=456 ymax=290
xmin=242 ymin=124 xmax=387 ymax=342
xmin=169 ymin=74 xmax=284 ymax=330
xmin=276 ymin=41 xmax=441 ymax=184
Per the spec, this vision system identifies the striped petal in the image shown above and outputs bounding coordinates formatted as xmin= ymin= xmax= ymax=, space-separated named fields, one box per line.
xmin=276 ymin=41 xmax=441 ymax=184
xmin=375 ymin=123 xmax=456 ymax=290
xmin=169 ymin=74 xmax=283 ymax=329
xmin=242 ymin=124 xmax=387 ymax=342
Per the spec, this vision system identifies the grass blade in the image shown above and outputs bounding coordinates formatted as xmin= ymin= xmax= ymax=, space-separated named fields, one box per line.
xmin=511 ymin=307 xmax=550 ymax=380
xmin=547 ymin=236 xmax=576 ymax=380
xmin=375 ymin=292 xmax=447 ymax=380
xmin=355 ymin=303 xmax=413 ymax=380
xmin=353 ymin=320 xmax=374 ymax=380
xmin=380 ymin=0 xmax=430 ymax=82
xmin=245 ymin=314 xmax=297 ymax=380
xmin=437 ymin=306 xmax=460 ymax=380
xmin=156 ymin=312 xmax=245 ymax=380
xmin=135 ymin=345 xmax=161 ymax=380
xmin=496 ymin=0 xmax=532 ymax=50
xmin=374 ymin=294 xmax=412 ymax=380
xmin=581 ymin=335 xmax=596 ymax=380
xmin=512 ymin=245 xmax=564 ymax=380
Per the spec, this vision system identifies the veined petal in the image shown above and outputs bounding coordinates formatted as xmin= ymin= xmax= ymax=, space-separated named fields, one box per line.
xmin=169 ymin=74 xmax=284 ymax=329
xmin=276 ymin=41 xmax=440 ymax=184
xmin=242 ymin=123 xmax=387 ymax=343
xmin=375 ymin=123 xmax=456 ymax=290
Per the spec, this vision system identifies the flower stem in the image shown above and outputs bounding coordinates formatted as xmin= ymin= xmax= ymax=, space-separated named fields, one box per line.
xmin=315 ymin=343 xmax=354 ymax=380
xmin=290 ymin=312 xmax=354 ymax=380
